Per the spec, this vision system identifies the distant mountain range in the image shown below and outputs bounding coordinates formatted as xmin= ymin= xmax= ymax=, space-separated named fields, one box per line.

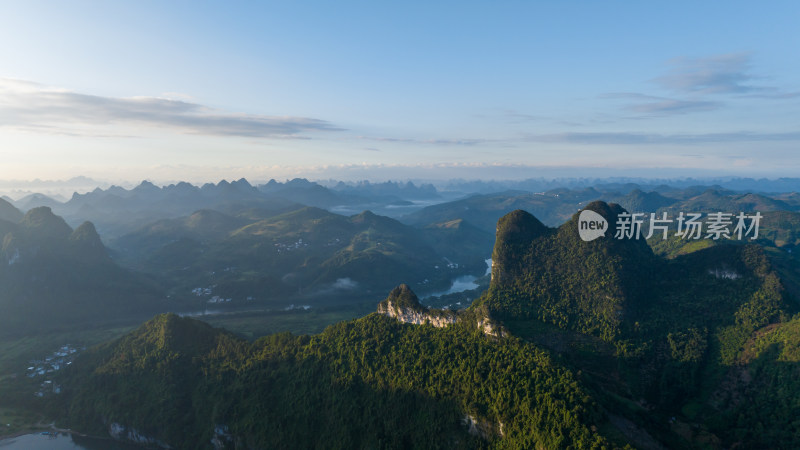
xmin=403 ymin=186 xmax=800 ymax=241
xmin=7 ymin=177 xmax=800 ymax=239
xmin=4 ymin=178 xmax=448 ymax=239
xmin=3 ymin=179 xmax=799 ymax=332
xmin=441 ymin=176 xmax=800 ymax=194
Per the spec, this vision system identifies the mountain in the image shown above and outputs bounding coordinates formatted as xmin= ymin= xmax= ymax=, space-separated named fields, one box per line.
xmin=53 ymin=308 xmax=612 ymax=449
xmin=111 ymin=206 xmax=491 ymax=307
xmin=481 ymin=202 xmax=656 ymax=341
xmin=657 ymin=189 xmax=798 ymax=215
xmin=422 ymin=218 xmax=495 ymax=264
xmin=258 ymin=177 xmax=352 ymax=207
xmin=0 ymin=207 xmax=164 ymax=335
xmin=12 ymin=193 xmax=63 ymax=211
xmin=611 ymin=188 xmax=677 ymax=212
xmin=329 ymin=180 xmax=440 ymax=201
xmin=54 ymin=179 xmax=300 ymax=239
xmin=109 ymin=209 xmax=250 ymax=265
xmin=472 ymin=202 xmax=798 ymax=447
xmin=69 ymin=221 xmax=111 ymax=261
xmin=0 ymin=197 xmax=23 ymax=223
xmin=401 ymin=189 xmax=598 ymax=232
xmin=18 ymin=205 xmax=72 ymax=241
xmin=53 ymin=177 xmax=443 ymax=239
xmin=36 ymin=201 xmax=800 ymax=448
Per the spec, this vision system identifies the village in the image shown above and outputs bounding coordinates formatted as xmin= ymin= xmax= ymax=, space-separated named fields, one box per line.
xmin=274 ymin=238 xmax=309 ymax=253
xmin=26 ymin=344 xmax=83 ymax=398
xmin=191 ymin=285 xmax=255 ymax=304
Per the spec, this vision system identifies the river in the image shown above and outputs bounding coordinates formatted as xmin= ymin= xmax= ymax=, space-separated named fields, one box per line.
xmin=0 ymin=432 xmax=145 ymax=449
xmin=422 ymin=259 xmax=492 ymax=299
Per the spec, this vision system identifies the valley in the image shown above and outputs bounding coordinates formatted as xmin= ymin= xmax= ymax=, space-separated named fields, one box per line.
xmin=1 ymin=178 xmax=799 ymax=448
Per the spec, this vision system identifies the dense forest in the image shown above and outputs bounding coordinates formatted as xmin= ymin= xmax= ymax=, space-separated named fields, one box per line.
xmin=51 ymin=312 xmax=614 ymax=449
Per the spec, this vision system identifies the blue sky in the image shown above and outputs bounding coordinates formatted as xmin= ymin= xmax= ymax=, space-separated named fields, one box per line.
xmin=1 ymin=1 xmax=798 ymax=183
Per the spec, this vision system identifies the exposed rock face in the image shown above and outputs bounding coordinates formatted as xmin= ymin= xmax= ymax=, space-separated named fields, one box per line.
xmin=462 ymin=413 xmax=501 ymax=439
xmin=477 ymin=317 xmax=507 ymax=338
xmin=211 ymin=424 xmax=234 ymax=450
xmin=709 ymin=267 xmax=741 ymax=280
xmin=378 ymin=299 xmax=458 ymax=327
xmin=377 ymin=284 xmax=457 ymax=328
xmin=377 ymin=285 xmax=506 ymax=338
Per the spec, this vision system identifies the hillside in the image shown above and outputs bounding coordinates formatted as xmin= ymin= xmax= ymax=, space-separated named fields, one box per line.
xmin=13 ymin=199 xmax=800 ymax=448
xmin=52 ymin=310 xmax=613 ymax=449
xmin=0 ymin=197 xmax=23 ymax=223
xmin=111 ymin=206 xmax=491 ymax=307
xmin=11 ymin=178 xmax=444 ymax=239
xmin=0 ymin=207 xmax=165 ymax=335
xmin=481 ymin=202 xmax=656 ymax=341
xmin=472 ymin=202 xmax=798 ymax=448
xmin=400 ymin=190 xmax=599 ymax=231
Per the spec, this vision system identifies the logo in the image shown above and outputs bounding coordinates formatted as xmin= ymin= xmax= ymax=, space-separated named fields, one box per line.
xmin=576 ymin=210 xmax=762 ymax=241
xmin=578 ymin=210 xmax=608 ymax=242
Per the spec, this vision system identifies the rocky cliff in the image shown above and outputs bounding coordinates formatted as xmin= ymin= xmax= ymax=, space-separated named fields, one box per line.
xmin=376 ymin=284 xmax=457 ymax=328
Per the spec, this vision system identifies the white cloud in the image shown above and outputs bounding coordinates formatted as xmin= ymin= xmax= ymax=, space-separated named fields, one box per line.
xmin=522 ymin=131 xmax=800 ymax=145
xmin=603 ymin=93 xmax=721 ymax=116
xmin=655 ymin=53 xmax=762 ymax=95
xmin=0 ymin=78 xmax=342 ymax=138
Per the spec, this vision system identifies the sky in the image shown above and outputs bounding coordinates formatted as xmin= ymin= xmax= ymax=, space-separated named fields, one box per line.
xmin=0 ymin=1 xmax=799 ymax=184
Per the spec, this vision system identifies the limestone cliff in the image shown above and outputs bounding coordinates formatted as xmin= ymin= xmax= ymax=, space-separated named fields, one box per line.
xmin=377 ymin=284 xmax=509 ymax=339
xmin=376 ymin=284 xmax=457 ymax=328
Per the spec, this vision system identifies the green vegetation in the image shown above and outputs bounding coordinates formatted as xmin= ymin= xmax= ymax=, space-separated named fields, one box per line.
xmin=0 ymin=207 xmax=164 ymax=336
xmin=52 ymin=313 xmax=615 ymax=449
xmin=473 ymin=203 xmax=799 ymax=448
xmin=0 ymin=406 xmax=41 ymax=437
xmin=5 ymin=197 xmax=799 ymax=448
xmin=481 ymin=202 xmax=655 ymax=342
xmin=0 ymin=325 xmax=136 ymax=377
xmin=703 ymin=317 xmax=800 ymax=447
xmin=197 ymin=304 xmax=374 ymax=339
xmin=111 ymin=206 xmax=489 ymax=309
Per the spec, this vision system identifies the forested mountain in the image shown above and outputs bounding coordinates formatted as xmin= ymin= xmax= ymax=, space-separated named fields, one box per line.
xmin=3 ymin=183 xmax=800 ymax=448
xmin=51 ymin=311 xmax=611 ymax=449
xmin=475 ymin=202 xmax=799 ymax=448
xmin=43 ymin=201 xmax=800 ymax=448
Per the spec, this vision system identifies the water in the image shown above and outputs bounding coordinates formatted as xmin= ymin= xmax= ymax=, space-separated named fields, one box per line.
xmin=176 ymin=308 xmax=225 ymax=317
xmin=0 ymin=433 xmax=146 ymax=449
xmin=0 ymin=433 xmax=80 ymax=450
xmin=423 ymin=259 xmax=492 ymax=299
xmin=423 ymin=275 xmax=481 ymax=298
xmin=329 ymin=199 xmax=446 ymax=218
